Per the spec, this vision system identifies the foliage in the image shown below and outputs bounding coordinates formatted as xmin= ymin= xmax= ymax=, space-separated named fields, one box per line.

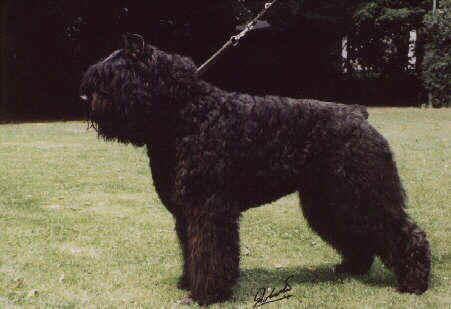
xmin=233 ymin=1 xmax=429 ymax=75
xmin=349 ymin=0 xmax=429 ymax=75
xmin=0 ymin=0 xmax=442 ymax=116
xmin=229 ymin=1 xmax=430 ymax=103
xmin=422 ymin=0 xmax=451 ymax=107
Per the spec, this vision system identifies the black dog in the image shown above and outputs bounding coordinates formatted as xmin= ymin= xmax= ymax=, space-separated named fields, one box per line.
xmin=80 ymin=38 xmax=430 ymax=305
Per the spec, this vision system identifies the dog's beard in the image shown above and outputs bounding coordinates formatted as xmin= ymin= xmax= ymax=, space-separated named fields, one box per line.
xmin=84 ymin=94 xmax=147 ymax=147
xmin=87 ymin=99 xmax=121 ymax=142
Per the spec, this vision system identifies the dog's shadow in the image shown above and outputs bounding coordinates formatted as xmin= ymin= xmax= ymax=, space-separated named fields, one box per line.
xmin=235 ymin=263 xmax=398 ymax=302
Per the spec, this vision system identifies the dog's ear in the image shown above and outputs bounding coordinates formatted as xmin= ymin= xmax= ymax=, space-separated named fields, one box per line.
xmin=122 ymin=33 xmax=146 ymax=58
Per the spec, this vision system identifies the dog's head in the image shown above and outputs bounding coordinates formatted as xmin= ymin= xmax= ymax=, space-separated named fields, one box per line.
xmin=80 ymin=34 xmax=162 ymax=146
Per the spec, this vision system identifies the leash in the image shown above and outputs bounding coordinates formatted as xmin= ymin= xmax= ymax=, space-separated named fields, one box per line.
xmin=195 ymin=0 xmax=279 ymax=76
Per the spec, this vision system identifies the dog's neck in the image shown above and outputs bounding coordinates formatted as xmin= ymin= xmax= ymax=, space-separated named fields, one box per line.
xmin=148 ymin=48 xmax=201 ymax=107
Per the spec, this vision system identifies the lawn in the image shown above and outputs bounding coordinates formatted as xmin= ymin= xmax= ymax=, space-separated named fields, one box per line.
xmin=0 ymin=107 xmax=449 ymax=308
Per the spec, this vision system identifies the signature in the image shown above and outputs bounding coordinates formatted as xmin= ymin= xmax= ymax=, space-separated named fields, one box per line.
xmin=253 ymin=275 xmax=294 ymax=307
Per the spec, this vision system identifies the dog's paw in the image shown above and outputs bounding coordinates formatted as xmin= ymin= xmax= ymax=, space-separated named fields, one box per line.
xmin=176 ymin=296 xmax=195 ymax=306
xmin=397 ymin=281 xmax=428 ymax=295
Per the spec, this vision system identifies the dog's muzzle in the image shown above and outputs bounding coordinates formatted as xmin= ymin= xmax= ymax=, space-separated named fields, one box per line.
xmin=81 ymin=93 xmax=108 ymax=112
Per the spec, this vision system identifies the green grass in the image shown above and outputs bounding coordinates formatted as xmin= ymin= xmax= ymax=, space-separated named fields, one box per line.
xmin=0 ymin=108 xmax=450 ymax=308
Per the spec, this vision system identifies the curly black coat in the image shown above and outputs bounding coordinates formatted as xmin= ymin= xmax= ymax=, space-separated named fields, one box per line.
xmin=80 ymin=43 xmax=430 ymax=305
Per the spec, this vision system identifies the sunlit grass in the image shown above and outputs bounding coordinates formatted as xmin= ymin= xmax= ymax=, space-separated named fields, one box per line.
xmin=0 ymin=107 xmax=449 ymax=308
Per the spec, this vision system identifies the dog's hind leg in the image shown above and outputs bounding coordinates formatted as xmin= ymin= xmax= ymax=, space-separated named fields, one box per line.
xmin=299 ymin=140 xmax=430 ymax=293
xmin=299 ymin=191 xmax=375 ymax=275
xmin=184 ymin=197 xmax=241 ymax=305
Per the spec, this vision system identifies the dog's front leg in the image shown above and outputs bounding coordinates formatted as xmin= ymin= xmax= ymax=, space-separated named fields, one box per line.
xmin=174 ymin=212 xmax=191 ymax=291
xmin=184 ymin=197 xmax=241 ymax=305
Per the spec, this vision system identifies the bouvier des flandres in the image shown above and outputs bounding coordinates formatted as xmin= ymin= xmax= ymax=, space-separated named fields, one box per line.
xmin=80 ymin=37 xmax=430 ymax=305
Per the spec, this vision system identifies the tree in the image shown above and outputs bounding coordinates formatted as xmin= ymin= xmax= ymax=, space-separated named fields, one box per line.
xmin=422 ymin=0 xmax=450 ymax=107
xmin=346 ymin=1 xmax=428 ymax=73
